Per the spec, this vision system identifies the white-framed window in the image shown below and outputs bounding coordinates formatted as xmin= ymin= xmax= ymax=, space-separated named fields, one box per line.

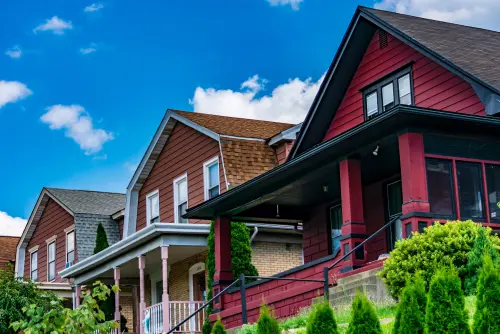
xmin=173 ymin=174 xmax=188 ymax=224
xmin=146 ymin=190 xmax=160 ymax=224
xmin=203 ymin=157 xmax=220 ymax=200
xmin=30 ymin=248 xmax=38 ymax=282
xmin=66 ymin=230 xmax=75 ymax=266
xmin=47 ymin=241 xmax=56 ymax=281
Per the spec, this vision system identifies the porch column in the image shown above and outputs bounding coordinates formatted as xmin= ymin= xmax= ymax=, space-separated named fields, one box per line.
xmin=339 ymin=159 xmax=367 ymax=271
xmin=212 ymin=215 xmax=232 ymax=313
xmin=114 ymin=267 xmax=121 ymax=332
xmin=75 ymin=285 xmax=81 ymax=308
xmin=138 ymin=255 xmax=146 ymax=334
xmin=161 ymin=246 xmax=170 ymax=333
xmin=398 ymin=132 xmax=430 ymax=237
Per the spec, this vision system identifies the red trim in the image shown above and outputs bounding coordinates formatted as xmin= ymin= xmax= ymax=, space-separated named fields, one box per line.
xmin=452 ymin=160 xmax=461 ymax=220
xmin=482 ymin=163 xmax=491 ymax=224
xmin=425 ymin=154 xmax=500 ymax=166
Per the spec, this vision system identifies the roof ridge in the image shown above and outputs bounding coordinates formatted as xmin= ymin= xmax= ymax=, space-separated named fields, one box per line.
xmin=362 ymin=6 xmax=500 ymax=35
xmin=170 ymin=109 xmax=296 ymax=126
xmin=45 ymin=187 xmax=125 ymax=196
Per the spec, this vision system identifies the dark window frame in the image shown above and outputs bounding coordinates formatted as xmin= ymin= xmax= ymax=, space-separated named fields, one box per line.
xmin=47 ymin=241 xmax=56 ymax=281
xmin=327 ymin=203 xmax=342 ymax=256
xmin=425 ymin=158 xmax=457 ymax=219
xmin=383 ymin=178 xmax=403 ymax=252
xmin=362 ymin=65 xmax=414 ymax=121
xmin=455 ymin=161 xmax=486 ymax=220
xmin=486 ymin=164 xmax=500 ymax=222
xmin=31 ymin=250 xmax=38 ymax=282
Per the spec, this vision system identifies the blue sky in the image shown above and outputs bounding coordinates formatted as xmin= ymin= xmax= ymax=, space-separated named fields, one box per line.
xmin=1 ymin=0 xmax=499 ymax=236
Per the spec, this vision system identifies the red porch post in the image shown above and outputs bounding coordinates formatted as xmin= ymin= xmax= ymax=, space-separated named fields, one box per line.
xmin=114 ymin=267 xmax=120 ymax=333
xmin=398 ymin=132 xmax=430 ymax=237
xmin=212 ymin=215 xmax=232 ymax=312
xmin=339 ymin=159 xmax=367 ymax=271
xmin=161 ymin=246 xmax=170 ymax=333
xmin=138 ymin=255 xmax=146 ymax=334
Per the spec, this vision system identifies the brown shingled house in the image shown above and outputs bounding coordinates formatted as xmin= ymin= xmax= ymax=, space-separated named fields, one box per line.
xmin=0 ymin=236 xmax=20 ymax=272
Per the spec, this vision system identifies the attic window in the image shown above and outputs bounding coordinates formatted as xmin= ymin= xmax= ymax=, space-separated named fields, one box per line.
xmin=379 ymin=30 xmax=388 ymax=49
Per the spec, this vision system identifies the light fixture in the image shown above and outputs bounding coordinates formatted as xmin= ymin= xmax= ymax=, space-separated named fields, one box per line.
xmin=323 ymin=185 xmax=329 ymax=192
xmin=373 ymin=145 xmax=379 ymax=156
xmin=276 ymin=204 xmax=280 ymax=218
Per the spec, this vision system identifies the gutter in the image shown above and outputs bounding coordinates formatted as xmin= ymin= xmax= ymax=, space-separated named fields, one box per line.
xmin=250 ymin=227 xmax=258 ymax=243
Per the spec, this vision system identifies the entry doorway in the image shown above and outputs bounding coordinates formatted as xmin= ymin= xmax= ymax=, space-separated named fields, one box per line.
xmin=386 ymin=180 xmax=403 ymax=252
xmin=189 ymin=262 xmax=206 ymax=330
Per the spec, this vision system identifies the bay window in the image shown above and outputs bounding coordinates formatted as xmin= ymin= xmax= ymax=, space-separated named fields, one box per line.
xmin=486 ymin=164 xmax=500 ymax=220
xmin=426 ymin=159 xmax=455 ymax=216
xmin=456 ymin=162 xmax=485 ymax=219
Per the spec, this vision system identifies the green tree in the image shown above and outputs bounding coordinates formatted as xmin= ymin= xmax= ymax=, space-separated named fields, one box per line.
xmin=473 ymin=255 xmax=500 ymax=333
xmin=464 ymin=227 xmax=499 ymax=295
xmin=379 ymin=220 xmax=499 ymax=298
xmin=11 ymin=282 xmax=119 ymax=334
xmin=306 ymin=300 xmax=338 ymax=334
xmin=392 ymin=276 xmax=426 ymax=334
xmin=257 ymin=304 xmax=280 ymax=334
xmin=231 ymin=222 xmax=258 ymax=285
xmin=346 ymin=292 xmax=382 ymax=334
xmin=425 ymin=268 xmax=470 ymax=334
xmin=93 ymin=221 xmax=110 ymax=254
xmin=0 ymin=267 xmax=60 ymax=334
xmin=211 ymin=317 xmax=227 ymax=334
xmin=203 ymin=221 xmax=216 ymax=334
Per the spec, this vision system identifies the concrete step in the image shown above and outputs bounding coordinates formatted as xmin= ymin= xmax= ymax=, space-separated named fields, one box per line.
xmin=335 ymin=267 xmax=382 ymax=286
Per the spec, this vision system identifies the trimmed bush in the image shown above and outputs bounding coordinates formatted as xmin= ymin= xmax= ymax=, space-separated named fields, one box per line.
xmin=93 ymin=222 xmax=110 ymax=254
xmin=346 ymin=292 xmax=382 ymax=334
xmin=473 ymin=255 xmax=500 ymax=333
xmin=211 ymin=317 xmax=227 ymax=334
xmin=392 ymin=276 xmax=426 ymax=334
xmin=425 ymin=268 xmax=470 ymax=334
xmin=464 ymin=227 xmax=499 ymax=295
xmin=203 ymin=319 xmax=213 ymax=334
xmin=379 ymin=220 xmax=499 ymax=298
xmin=306 ymin=300 xmax=338 ymax=334
xmin=206 ymin=221 xmax=216 ymax=316
xmin=231 ymin=222 xmax=259 ymax=285
xmin=257 ymin=304 xmax=280 ymax=334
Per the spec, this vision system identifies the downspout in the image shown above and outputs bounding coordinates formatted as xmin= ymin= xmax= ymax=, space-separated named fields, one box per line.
xmin=250 ymin=226 xmax=259 ymax=244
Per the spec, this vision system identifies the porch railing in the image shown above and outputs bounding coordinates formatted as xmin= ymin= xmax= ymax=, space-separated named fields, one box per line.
xmin=145 ymin=302 xmax=163 ymax=334
xmin=144 ymin=301 xmax=206 ymax=333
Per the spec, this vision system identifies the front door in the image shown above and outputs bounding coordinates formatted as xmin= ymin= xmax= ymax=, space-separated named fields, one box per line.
xmin=192 ymin=271 xmax=206 ymax=330
xmin=156 ymin=280 xmax=163 ymax=303
xmin=386 ymin=180 xmax=403 ymax=252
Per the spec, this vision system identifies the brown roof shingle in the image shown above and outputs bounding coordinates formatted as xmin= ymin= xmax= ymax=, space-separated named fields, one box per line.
xmin=0 ymin=236 xmax=20 ymax=262
xmin=172 ymin=110 xmax=295 ymax=139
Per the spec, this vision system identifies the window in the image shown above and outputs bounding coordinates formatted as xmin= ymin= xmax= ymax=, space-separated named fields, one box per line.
xmin=485 ymin=164 xmax=500 ymax=220
xmin=418 ymin=222 xmax=427 ymax=233
xmin=363 ymin=67 xmax=413 ymax=119
xmin=343 ymin=244 xmax=349 ymax=262
xmin=146 ymin=190 xmax=160 ymax=224
xmin=456 ymin=162 xmax=485 ymax=219
xmin=47 ymin=242 xmax=56 ymax=281
xmin=387 ymin=180 xmax=403 ymax=251
xmin=426 ymin=159 xmax=455 ymax=216
xmin=203 ymin=157 xmax=220 ymax=200
xmin=174 ymin=174 xmax=188 ymax=224
xmin=329 ymin=205 xmax=342 ymax=254
xmin=30 ymin=250 xmax=38 ymax=282
xmin=66 ymin=231 xmax=75 ymax=265
xmin=405 ymin=223 xmax=412 ymax=239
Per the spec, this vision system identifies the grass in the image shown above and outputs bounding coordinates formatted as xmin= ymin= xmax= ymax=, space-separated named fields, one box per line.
xmin=236 ymin=296 xmax=477 ymax=334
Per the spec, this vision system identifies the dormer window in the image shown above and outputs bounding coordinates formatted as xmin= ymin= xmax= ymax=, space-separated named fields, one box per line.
xmin=363 ymin=67 xmax=413 ymax=120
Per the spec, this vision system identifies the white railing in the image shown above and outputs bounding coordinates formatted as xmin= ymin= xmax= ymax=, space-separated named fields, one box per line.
xmin=169 ymin=301 xmax=205 ymax=333
xmin=145 ymin=302 xmax=163 ymax=334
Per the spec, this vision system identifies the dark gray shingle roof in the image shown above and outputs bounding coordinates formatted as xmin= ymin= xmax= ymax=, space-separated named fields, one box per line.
xmin=45 ymin=188 xmax=125 ymax=216
xmin=364 ymin=7 xmax=500 ymax=92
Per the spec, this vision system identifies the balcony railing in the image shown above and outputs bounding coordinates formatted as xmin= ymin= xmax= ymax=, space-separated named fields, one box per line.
xmin=144 ymin=300 xmax=205 ymax=334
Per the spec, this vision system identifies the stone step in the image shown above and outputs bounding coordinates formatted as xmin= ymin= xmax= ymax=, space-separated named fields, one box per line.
xmin=335 ymin=267 xmax=382 ymax=286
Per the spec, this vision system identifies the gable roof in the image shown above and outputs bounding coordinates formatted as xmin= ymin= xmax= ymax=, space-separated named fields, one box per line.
xmin=0 ymin=236 xmax=20 ymax=262
xmin=289 ymin=6 xmax=500 ymax=158
xmin=45 ymin=188 xmax=125 ymax=216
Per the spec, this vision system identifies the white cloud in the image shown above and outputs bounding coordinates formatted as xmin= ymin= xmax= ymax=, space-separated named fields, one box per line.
xmin=40 ymin=105 xmax=114 ymax=155
xmin=0 ymin=81 xmax=32 ymax=109
xmin=266 ymin=0 xmax=303 ymax=10
xmin=84 ymin=3 xmax=104 ymax=12
xmin=33 ymin=16 xmax=72 ymax=35
xmin=5 ymin=45 xmax=22 ymax=59
xmin=79 ymin=44 xmax=97 ymax=55
xmin=374 ymin=0 xmax=500 ymax=30
xmin=190 ymin=74 xmax=324 ymax=124
xmin=0 ymin=211 xmax=27 ymax=237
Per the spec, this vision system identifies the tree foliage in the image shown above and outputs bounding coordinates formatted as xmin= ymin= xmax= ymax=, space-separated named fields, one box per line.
xmin=464 ymin=227 xmax=499 ymax=295
xmin=473 ymin=255 xmax=500 ymax=333
xmin=257 ymin=304 xmax=280 ymax=334
xmin=392 ymin=276 xmax=426 ymax=334
xmin=93 ymin=221 xmax=110 ymax=254
xmin=425 ymin=268 xmax=470 ymax=334
xmin=346 ymin=292 xmax=382 ymax=334
xmin=11 ymin=281 xmax=119 ymax=334
xmin=0 ymin=268 xmax=59 ymax=334
xmin=211 ymin=317 xmax=227 ymax=334
xmin=231 ymin=222 xmax=258 ymax=285
xmin=379 ymin=221 xmax=499 ymax=298
xmin=306 ymin=300 xmax=338 ymax=334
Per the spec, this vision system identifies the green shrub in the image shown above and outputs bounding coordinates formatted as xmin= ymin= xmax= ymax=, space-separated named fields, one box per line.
xmin=280 ymin=309 xmax=308 ymax=331
xmin=231 ymin=222 xmax=259 ymax=285
xmin=392 ymin=276 xmax=426 ymax=334
xmin=206 ymin=221 xmax=216 ymax=316
xmin=473 ymin=255 xmax=500 ymax=333
xmin=238 ymin=324 xmax=258 ymax=334
xmin=93 ymin=222 xmax=109 ymax=254
xmin=379 ymin=220 xmax=499 ymax=298
xmin=203 ymin=319 xmax=213 ymax=334
xmin=464 ymin=227 xmax=499 ymax=295
xmin=211 ymin=317 xmax=227 ymax=334
xmin=346 ymin=292 xmax=382 ymax=334
xmin=425 ymin=268 xmax=470 ymax=334
xmin=257 ymin=304 xmax=280 ymax=334
xmin=306 ymin=300 xmax=338 ymax=334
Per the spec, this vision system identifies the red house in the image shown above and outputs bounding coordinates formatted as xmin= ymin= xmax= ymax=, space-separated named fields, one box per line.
xmin=184 ymin=6 xmax=500 ymax=329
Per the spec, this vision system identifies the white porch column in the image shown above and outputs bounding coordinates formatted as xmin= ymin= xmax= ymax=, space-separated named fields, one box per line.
xmin=138 ymin=255 xmax=146 ymax=334
xmin=161 ymin=246 xmax=170 ymax=333
xmin=114 ymin=267 xmax=121 ymax=333
xmin=75 ymin=285 xmax=81 ymax=308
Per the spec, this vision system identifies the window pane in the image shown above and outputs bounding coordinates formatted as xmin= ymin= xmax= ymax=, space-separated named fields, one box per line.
xmin=49 ymin=242 xmax=55 ymax=261
xmin=426 ymin=159 xmax=455 ymax=216
xmin=486 ymin=164 xmax=500 ymax=220
xmin=387 ymin=181 xmax=403 ymax=218
xmin=366 ymin=92 xmax=378 ymax=117
xmin=343 ymin=244 xmax=349 ymax=261
xmin=398 ymin=74 xmax=411 ymax=105
xmin=329 ymin=205 xmax=342 ymax=254
xmin=179 ymin=202 xmax=188 ymax=224
xmin=32 ymin=270 xmax=37 ymax=282
xmin=209 ymin=185 xmax=219 ymax=199
xmin=67 ymin=250 xmax=74 ymax=263
xmin=208 ymin=163 xmax=219 ymax=188
xmin=49 ymin=262 xmax=56 ymax=281
xmin=178 ymin=179 xmax=187 ymax=203
xmin=31 ymin=252 xmax=37 ymax=269
xmin=67 ymin=231 xmax=74 ymax=252
xmin=355 ymin=242 xmax=364 ymax=260
xmin=405 ymin=223 xmax=412 ymax=239
xmin=150 ymin=193 xmax=159 ymax=219
xmin=382 ymin=83 xmax=394 ymax=111
xmin=456 ymin=162 xmax=485 ymax=219
xmin=418 ymin=222 xmax=427 ymax=233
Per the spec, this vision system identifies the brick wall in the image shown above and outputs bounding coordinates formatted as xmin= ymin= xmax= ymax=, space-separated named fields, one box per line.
xmin=251 ymin=242 xmax=303 ymax=276
xmin=121 ymin=294 xmax=135 ymax=332
xmin=169 ymin=251 xmax=208 ymax=302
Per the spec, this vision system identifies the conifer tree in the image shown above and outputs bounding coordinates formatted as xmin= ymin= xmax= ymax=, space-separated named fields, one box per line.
xmin=93 ymin=222 xmax=110 ymax=254
xmin=473 ymin=255 xmax=500 ymax=333
xmin=346 ymin=292 xmax=382 ymax=334
xmin=393 ymin=276 xmax=426 ymax=334
xmin=257 ymin=304 xmax=280 ymax=334
xmin=306 ymin=300 xmax=338 ymax=334
xmin=211 ymin=317 xmax=227 ymax=334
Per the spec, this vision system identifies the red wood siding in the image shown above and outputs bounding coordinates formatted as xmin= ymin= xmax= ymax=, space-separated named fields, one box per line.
xmin=363 ymin=180 xmax=389 ymax=262
xmin=24 ymin=198 xmax=75 ymax=282
xmin=118 ymin=217 xmax=124 ymax=240
xmin=324 ymin=30 xmax=486 ymax=141
xmin=302 ymin=204 xmax=329 ymax=263
xmin=274 ymin=141 xmax=294 ymax=165
xmin=136 ymin=122 xmax=226 ymax=230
